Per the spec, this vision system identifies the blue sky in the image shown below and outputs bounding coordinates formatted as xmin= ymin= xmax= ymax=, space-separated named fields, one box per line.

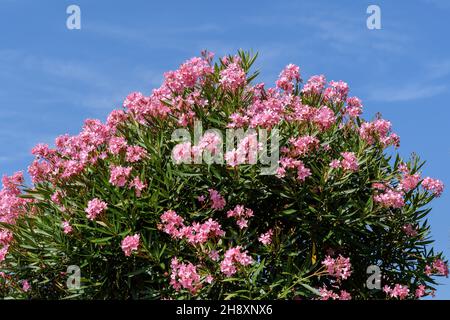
xmin=0 ymin=0 xmax=449 ymax=298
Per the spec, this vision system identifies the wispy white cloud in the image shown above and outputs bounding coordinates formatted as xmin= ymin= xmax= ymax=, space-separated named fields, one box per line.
xmin=368 ymin=83 xmax=447 ymax=102
xmin=367 ymin=58 xmax=450 ymax=102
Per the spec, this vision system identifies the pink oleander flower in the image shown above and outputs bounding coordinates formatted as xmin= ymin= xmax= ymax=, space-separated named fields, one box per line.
xmin=0 ymin=229 xmax=13 ymax=246
xmin=220 ymin=246 xmax=254 ymax=277
xmin=208 ymin=189 xmax=226 ymax=210
xmin=106 ymin=109 xmax=128 ymax=130
xmin=258 ymin=229 xmax=274 ymax=245
xmin=160 ymin=210 xmax=224 ymax=244
xmin=129 ymin=176 xmax=147 ymax=197
xmin=321 ymin=255 xmax=352 ymax=280
xmin=415 ymin=285 xmax=427 ymax=298
xmin=62 ymin=220 xmax=73 ymax=234
xmin=224 ymin=133 xmax=260 ymax=167
xmin=236 ymin=218 xmax=248 ymax=229
xmin=398 ymin=163 xmax=409 ymax=174
xmin=51 ymin=190 xmax=64 ymax=205
xmin=196 ymin=132 xmax=222 ymax=157
xmin=205 ymin=275 xmax=214 ymax=284
xmin=421 ymin=177 xmax=444 ymax=197
xmin=314 ymin=106 xmax=336 ymax=130
xmin=22 ymin=280 xmax=31 ymax=292
xmin=400 ymin=173 xmax=421 ymax=192
xmin=318 ymin=287 xmax=339 ymax=300
xmin=384 ymin=284 xmax=409 ymax=300
xmin=359 ymin=119 xmax=399 ymax=148
xmin=109 ymin=165 xmax=132 ymax=187
xmin=339 ymin=290 xmax=352 ymax=300
xmin=159 ymin=210 xmax=185 ymax=239
xmin=126 ymin=145 xmax=147 ymax=163
xmin=224 ymin=149 xmax=241 ymax=167
xmin=288 ymin=135 xmax=319 ymax=157
xmin=108 ymin=136 xmax=128 ymax=155
xmin=227 ymin=205 xmax=254 ymax=229
xmin=323 ymin=80 xmax=349 ymax=104
xmin=121 ymin=234 xmax=140 ymax=256
xmin=85 ymin=198 xmax=108 ymax=220
xmin=302 ymin=74 xmax=326 ymax=96
xmin=426 ymin=259 xmax=449 ymax=277
xmin=172 ymin=142 xmax=192 ymax=164
xmin=0 ymin=245 xmax=9 ymax=262
xmin=170 ymin=257 xmax=202 ymax=294
xmin=180 ymin=219 xmax=225 ymax=245
xmin=330 ymin=159 xmax=341 ymax=169
xmin=277 ymin=157 xmax=312 ymax=182
xmin=227 ymin=113 xmax=250 ymax=128
xmin=209 ymin=250 xmax=220 ymax=261
xmin=340 ymin=152 xmax=359 ymax=172
xmin=345 ymin=97 xmax=362 ymax=118
xmin=374 ymin=189 xmax=405 ymax=208
xmin=276 ymin=64 xmax=300 ymax=93
xmin=2 ymin=171 xmax=24 ymax=190
xmin=318 ymin=286 xmax=350 ymax=300
xmin=402 ymin=224 xmax=418 ymax=237
xmin=219 ymin=62 xmax=246 ymax=92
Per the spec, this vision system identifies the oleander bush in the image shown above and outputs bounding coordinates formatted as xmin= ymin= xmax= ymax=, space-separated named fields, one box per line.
xmin=0 ymin=51 xmax=447 ymax=300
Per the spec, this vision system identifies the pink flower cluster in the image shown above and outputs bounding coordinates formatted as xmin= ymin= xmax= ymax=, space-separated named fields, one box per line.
xmin=226 ymin=205 xmax=254 ymax=229
xmin=22 ymin=280 xmax=31 ymax=292
xmin=0 ymin=228 xmax=13 ymax=262
xmin=415 ymin=285 xmax=427 ymax=298
xmin=159 ymin=210 xmax=225 ymax=245
xmin=109 ymin=165 xmax=132 ymax=187
xmin=321 ymin=255 xmax=352 ymax=280
xmin=172 ymin=132 xmax=222 ymax=164
xmin=121 ymin=234 xmax=140 ymax=256
xmin=329 ymin=152 xmax=359 ymax=172
xmin=284 ymin=135 xmax=319 ymax=158
xmin=402 ymin=223 xmax=418 ymax=237
xmin=276 ymin=64 xmax=301 ymax=93
xmin=276 ymin=157 xmax=312 ymax=182
xmin=383 ymin=284 xmax=410 ymax=300
xmin=302 ymin=75 xmax=326 ymax=96
xmin=28 ymin=119 xmax=112 ymax=184
xmin=421 ymin=177 xmax=444 ymax=197
xmin=129 ymin=176 xmax=147 ymax=197
xmin=126 ymin=145 xmax=147 ymax=163
xmin=359 ymin=119 xmax=400 ymax=148
xmin=224 ymin=133 xmax=261 ymax=167
xmin=108 ymin=136 xmax=127 ymax=155
xmin=323 ymin=80 xmax=349 ymax=104
xmin=170 ymin=257 xmax=202 ymax=294
xmin=400 ymin=173 xmax=421 ymax=192
xmin=219 ymin=61 xmax=246 ymax=92
xmin=319 ymin=287 xmax=352 ymax=300
xmin=62 ymin=220 xmax=73 ymax=234
xmin=220 ymin=246 xmax=254 ymax=277
xmin=425 ymin=258 xmax=448 ymax=277
xmin=0 ymin=172 xmax=29 ymax=225
xmin=373 ymin=189 xmax=405 ymax=208
xmin=85 ymin=198 xmax=108 ymax=220
xmin=208 ymin=189 xmax=226 ymax=211
xmin=314 ymin=106 xmax=336 ymax=131
xmin=258 ymin=229 xmax=274 ymax=245
xmin=345 ymin=97 xmax=363 ymax=118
